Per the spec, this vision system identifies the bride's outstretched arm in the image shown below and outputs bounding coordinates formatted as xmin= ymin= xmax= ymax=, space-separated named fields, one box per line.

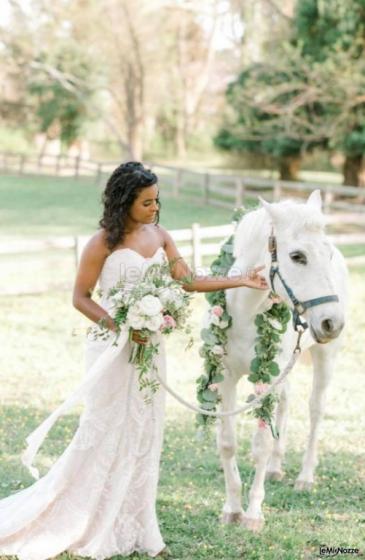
xmin=158 ymin=226 xmax=268 ymax=293
xmin=72 ymin=231 xmax=117 ymax=331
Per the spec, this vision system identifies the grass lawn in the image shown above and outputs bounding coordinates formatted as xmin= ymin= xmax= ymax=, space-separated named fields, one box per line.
xmin=0 ymin=267 xmax=364 ymax=560
xmin=0 ymin=175 xmax=232 ymax=237
xmin=0 ymin=172 xmax=364 ymax=559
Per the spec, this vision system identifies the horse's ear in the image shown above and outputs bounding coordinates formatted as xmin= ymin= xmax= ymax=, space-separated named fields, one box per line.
xmin=259 ymin=196 xmax=270 ymax=212
xmin=307 ymin=189 xmax=322 ymax=211
xmin=259 ymin=196 xmax=279 ymax=220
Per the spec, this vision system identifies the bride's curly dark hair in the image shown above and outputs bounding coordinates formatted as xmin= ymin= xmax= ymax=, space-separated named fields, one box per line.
xmin=99 ymin=161 xmax=160 ymax=250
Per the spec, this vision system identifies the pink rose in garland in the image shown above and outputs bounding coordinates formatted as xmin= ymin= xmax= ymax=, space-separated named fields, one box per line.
xmin=160 ymin=314 xmax=176 ymax=333
xmin=254 ymin=382 xmax=269 ymax=395
xmin=211 ymin=305 xmax=224 ymax=317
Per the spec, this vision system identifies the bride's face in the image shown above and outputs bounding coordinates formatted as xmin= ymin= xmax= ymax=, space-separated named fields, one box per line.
xmin=128 ymin=184 xmax=160 ymax=224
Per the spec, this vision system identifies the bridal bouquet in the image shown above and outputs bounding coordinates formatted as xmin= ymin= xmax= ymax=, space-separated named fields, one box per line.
xmin=93 ymin=261 xmax=192 ymax=401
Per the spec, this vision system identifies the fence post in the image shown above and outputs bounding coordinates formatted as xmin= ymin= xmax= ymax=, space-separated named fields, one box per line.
xmin=56 ymin=154 xmax=62 ymax=175
xmin=18 ymin=154 xmax=26 ymax=175
xmin=74 ymin=156 xmax=80 ymax=178
xmin=204 ymin=173 xmax=210 ymax=204
xmin=235 ymin=178 xmax=244 ymax=207
xmin=174 ymin=169 xmax=182 ymax=198
xmin=324 ymin=190 xmax=334 ymax=213
xmin=95 ymin=163 xmax=103 ymax=185
xmin=273 ymin=181 xmax=282 ymax=201
xmin=37 ymin=153 xmax=43 ymax=173
xmin=192 ymin=222 xmax=202 ymax=270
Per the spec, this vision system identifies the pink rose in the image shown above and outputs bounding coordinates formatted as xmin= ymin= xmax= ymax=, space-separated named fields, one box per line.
xmin=160 ymin=314 xmax=176 ymax=332
xmin=211 ymin=305 xmax=224 ymax=317
xmin=258 ymin=418 xmax=267 ymax=430
xmin=254 ymin=382 xmax=269 ymax=395
xmin=208 ymin=383 xmax=219 ymax=392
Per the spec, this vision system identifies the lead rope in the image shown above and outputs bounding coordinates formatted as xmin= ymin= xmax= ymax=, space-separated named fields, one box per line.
xmin=153 ymin=327 xmax=305 ymax=418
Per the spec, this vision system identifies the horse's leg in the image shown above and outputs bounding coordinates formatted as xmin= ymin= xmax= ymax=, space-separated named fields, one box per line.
xmin=242 ymin=417 xmax=273 ymax=532
xmin=295 ymin=342 xmax=337 ymax=491
xmin=217 ymin=377 xmax=244 ymax=524
xmin=266 ymin=381 xmax=290 ymax=481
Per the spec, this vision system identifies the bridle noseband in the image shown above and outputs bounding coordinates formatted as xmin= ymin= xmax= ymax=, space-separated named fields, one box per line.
xmin=268 ymin=229 xmax=339 ymax=332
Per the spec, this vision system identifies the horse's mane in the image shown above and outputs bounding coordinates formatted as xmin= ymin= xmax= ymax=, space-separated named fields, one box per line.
xmin=233 ymin=199 xmax=325 ymax=259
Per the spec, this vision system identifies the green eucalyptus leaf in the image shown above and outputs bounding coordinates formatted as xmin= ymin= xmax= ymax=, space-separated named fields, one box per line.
xmin=202 ymin=389 xmax=219 ymax=402
xmin=268 ymin=361 xmax=280 ymax=375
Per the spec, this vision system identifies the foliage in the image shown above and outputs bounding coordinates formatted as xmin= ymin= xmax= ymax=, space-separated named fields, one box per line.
xmin=215 ymin=61 xmax=323 ymax=162
xmin=216 ymin=0 xmax=365 ymax=184
xmin=248 ymin=303 xmax=291 ymax=437
xmin=196 ymin=206 xmax=291 ymax=434
xmin=293 ymin=0 xmax=365 ymax=166
xmin=28 ymin=43 xmax=95 ymax=146
xmin=196 ymin=207 xmax=246 ymax=426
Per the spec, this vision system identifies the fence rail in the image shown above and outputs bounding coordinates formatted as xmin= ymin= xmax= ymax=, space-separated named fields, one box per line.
xmin=1 ymin=152 xmax=364 ymax=294
xmin=1 ymin=221 xmax=364 ymax=269
xmin=1 ymin=151 xmax=365 ymax=214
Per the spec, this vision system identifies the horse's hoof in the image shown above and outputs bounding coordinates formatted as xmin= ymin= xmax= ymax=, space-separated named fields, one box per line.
xmin=241 ymin=514 xmax=265 ymax=532
xmin=266 ymin=470 xmax=284 ymax=481
xmin=221 ymin=511 xmax=244 ymax=524
xmin=295 ymin=479 xmax=314 ymax=492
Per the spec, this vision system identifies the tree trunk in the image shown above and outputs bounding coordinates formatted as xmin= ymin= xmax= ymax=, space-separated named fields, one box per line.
xmin=279 ymin=155 xmax=301 ymax=181
xmin=128 ymin=119 xmax=144 ymax=160
xmin=175 ymin=112 xmax=187 ymax=160
xmin=343 ymin=154 xmax=363 ymax=186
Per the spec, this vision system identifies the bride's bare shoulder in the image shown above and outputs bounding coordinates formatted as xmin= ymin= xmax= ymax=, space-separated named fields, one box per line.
xmin=82 ymin=230 xmax=110 ymax=261
xmin=154 ymin=224 xmax=169 ymax=245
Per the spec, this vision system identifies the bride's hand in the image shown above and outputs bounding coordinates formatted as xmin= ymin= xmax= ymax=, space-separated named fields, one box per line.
xmin=243 ymin=265 xmax=269 ymax=291
xmin=131 ymin=330 xmax=150 ymax=345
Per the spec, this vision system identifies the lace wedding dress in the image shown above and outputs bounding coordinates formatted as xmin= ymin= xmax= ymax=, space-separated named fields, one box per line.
xmin=0 ymin=247 xmax=167 ymax=560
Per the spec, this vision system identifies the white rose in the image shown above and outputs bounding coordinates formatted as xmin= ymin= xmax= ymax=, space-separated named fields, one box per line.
xmin=126 ymin=309 xmax=145 ymax=330
xmin=171 ymin=291 xmax=184 ymax=309
xmin=145 ymin=314 xmax=164 ymax=332
xmin=211 ymin=345 xmax=224 ymax=356
xmin=158 ymin=287 xmax=184 ymax=309
xmin=210 ymin=314 xmax=221 ymax=326
xmin=158 ymin=287 xmax=175 ymax=307
xmin=139 ymin=295 xmax=163 ymax=316
xmin=218 ymin=320 xmax=229 ymax=329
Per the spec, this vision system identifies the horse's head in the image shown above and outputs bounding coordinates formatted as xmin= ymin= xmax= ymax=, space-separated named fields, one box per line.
xmin=260 ymin=190 xmax=346 ymax=343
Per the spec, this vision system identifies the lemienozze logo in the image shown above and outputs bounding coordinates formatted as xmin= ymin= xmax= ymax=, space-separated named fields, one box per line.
xmin=319 ymin=545 xmax=360 ymax=557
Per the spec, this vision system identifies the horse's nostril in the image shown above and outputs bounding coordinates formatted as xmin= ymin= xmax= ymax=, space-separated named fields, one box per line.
xmin=321 ymin=318 xmax=334 ymax=333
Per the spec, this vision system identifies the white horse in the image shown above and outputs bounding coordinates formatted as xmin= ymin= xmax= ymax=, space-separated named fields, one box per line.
xmin=217 ymin=190 xmax=348 ymax=531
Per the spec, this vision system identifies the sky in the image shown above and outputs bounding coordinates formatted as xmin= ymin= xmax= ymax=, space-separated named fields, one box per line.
xmin=0 ymin=0 xmax=243 ymax=50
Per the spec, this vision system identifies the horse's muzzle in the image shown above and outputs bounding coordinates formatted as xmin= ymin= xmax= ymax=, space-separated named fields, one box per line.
xmin=310 ymin=316 xmax=344 ymax=344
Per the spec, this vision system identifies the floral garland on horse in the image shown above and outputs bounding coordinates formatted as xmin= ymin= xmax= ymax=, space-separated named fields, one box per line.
xmin=196 ymin=206 xmax=291 ymax=438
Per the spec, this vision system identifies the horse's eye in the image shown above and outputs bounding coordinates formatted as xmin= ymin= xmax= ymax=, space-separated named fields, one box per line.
xmin=290 ymin=251 xmax=307 ymax=265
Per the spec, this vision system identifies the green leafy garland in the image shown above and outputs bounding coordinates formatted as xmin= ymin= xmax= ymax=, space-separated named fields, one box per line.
xmin=196 ymin=207 xmax=291 ymax=437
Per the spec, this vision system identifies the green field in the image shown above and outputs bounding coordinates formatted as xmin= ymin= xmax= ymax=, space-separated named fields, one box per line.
xmin=0 ymin=175 xmax=232 ymax=237
xmin=0 ymin=277 xmax=364 ymax=559
xmin=0 ymin=174 xmax=364 ymax=559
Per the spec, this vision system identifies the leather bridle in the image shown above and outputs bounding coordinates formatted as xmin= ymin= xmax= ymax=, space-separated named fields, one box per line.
xmin=268 ymin=229 xmax=339 ymax=332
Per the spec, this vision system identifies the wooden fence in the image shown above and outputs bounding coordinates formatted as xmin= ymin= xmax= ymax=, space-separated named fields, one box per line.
xmin=0 ymin=219 xmax=364 ymax=296
xmin=1 ymin=151 xmax=364 ymax=294
xmin=1 ymin=151 xmax=365 ymax=214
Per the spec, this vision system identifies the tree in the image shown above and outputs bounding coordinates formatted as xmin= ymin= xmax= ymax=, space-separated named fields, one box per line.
xmin=154 ymin=1 xmax=221 ymax=159
xmin=293 ymin=0 xmax=365 ymax=185
xmin=28 ymin=44 xmax=94 ymax=150
xmin=0 ymin=1 xmax=98 ymax=154
xmin=215 ymin=50 xmax=328 ymax=180
xmin=216 ymin=0 xmax=365 ymax=184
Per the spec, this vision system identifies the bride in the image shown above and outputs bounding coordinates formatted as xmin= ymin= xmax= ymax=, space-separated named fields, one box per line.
xmin=0 ymin=161 xmax=267 ymax=559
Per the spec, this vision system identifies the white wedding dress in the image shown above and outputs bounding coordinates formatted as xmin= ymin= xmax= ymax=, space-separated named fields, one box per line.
xmin=0 ymin=247 xmax=167 ymax=560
